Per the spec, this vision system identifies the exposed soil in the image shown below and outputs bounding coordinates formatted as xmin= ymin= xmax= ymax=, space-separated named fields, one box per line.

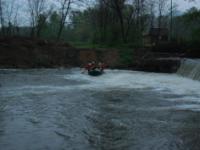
xmin=0 ymin=37 xmax=122 ymax=69
xmin=0 ymin=37 xmax=79 ymax=68
xmin=0 ymin=37 xmax=193 ymax=73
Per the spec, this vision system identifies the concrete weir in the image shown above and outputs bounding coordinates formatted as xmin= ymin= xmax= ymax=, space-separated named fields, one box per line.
xmin=177 ymin=59 xmax=200 ymax=81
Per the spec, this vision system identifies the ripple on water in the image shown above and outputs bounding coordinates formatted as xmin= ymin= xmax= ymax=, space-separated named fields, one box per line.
xmin=0 ymin=69 xmax=200 ymax=150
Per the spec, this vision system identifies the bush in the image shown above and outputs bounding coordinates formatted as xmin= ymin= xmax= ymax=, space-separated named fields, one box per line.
xmin=120 ymin=49 xmax=134 ymax=66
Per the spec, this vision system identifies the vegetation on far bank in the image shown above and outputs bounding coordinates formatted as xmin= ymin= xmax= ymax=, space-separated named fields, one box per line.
xmin=0 ymin=0 xmax=199 ymax=70
xmin=0 ymin=0 xmax=199 ymax=50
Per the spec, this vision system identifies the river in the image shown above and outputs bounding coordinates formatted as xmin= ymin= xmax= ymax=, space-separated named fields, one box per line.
xmin=0 ymin=61 xmax=200 ymax=150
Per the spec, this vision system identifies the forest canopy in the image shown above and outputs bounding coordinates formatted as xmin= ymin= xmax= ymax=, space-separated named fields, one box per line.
xmin=0 ymin=0 xmax=199 ymax=48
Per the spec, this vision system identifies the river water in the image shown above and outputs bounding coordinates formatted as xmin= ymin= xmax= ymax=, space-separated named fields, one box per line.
xmin=0 ymin=68 xmax=200 ymax=150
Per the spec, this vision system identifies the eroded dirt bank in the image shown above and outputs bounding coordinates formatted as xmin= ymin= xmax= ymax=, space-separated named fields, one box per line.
xmin=0 ymin=37 xmax=187 ymax=73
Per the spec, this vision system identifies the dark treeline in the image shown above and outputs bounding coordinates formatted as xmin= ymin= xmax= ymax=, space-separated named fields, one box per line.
xmin=0 ymin=0 xmax=199 ymax=48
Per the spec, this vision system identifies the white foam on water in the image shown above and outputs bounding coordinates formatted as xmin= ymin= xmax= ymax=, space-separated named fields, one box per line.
xmin=63 ymin=69 xmax=200 ymax=113
xmin=2 ymin=69 xmax=200 ymax=97
xmin=1 ymin=69 xmax=200 ymax=111
xmin=64 ymin=69 xmax=200 ymax=96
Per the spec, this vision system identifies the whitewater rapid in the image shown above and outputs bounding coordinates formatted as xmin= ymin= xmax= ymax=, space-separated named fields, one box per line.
xmin=1 ymin=68 xmax=200 ymax=97
xmin=1 ymin=68 xmax=200 ymax=150
xmin=1 ymin=68 xmax=200 ymax=110
xmin=65 ymin=69 xmax=200 ymax=95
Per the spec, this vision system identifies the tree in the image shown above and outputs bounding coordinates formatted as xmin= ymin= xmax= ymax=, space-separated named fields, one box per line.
xmin=172 ymin=7 xmax=200 ymax=44
xmin=170 ymin=0 xmax=173 ymax=40
xmin=157 ymin=0 xmax=167 ymax=28
xmin=0 ymin=0 xmax=5 ymax=36
xmin=46 ymin=11 xmax=61 ymax=38
xmin=102 ymin=0 xmax=136 ymax=43
xmin=36 ymin=14 xmax=47 ymax=37
xmin=57 ymin=0 xmax=72 ymax=40
xmin=147 ymin=0 xmax=155 ymax=28
xmin=27 ymin=0 xmax=46 ymax=37
xmin=0 ymin=0 xmax=19 ymax=36
xmin=12 ymin=4 xmax=19 ymax=35
xmin=4 ymin=0 xmax=16 ymax=36
xmin=133 ymin=0 xmax=147 ymax=44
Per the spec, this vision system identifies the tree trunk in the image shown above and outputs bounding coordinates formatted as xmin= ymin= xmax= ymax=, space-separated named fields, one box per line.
xmin=115 ymin=1 xmax=127 ymax=43
xmin=57 ymin=0 xmax=71 ymax=40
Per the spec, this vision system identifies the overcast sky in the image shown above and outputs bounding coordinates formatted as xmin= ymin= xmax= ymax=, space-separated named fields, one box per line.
xmin=17 ymin=0 xmax=200 ymax=12
xmin=18 ymin=0 xmax=200 ymax=11
xmin=7 ymin=0 xmax=200 ymax=26
xmin=176 ymin=0 xmax=200 ymax=11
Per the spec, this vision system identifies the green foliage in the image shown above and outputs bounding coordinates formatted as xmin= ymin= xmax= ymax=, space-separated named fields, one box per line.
xmin=64 ymin=3 xmax=147 ymax=46
xmin=172 ymin=7 xmax=200 ymax=51
xmin=9 ymin=4 xmax=199 ymax=52
xmin=182 ymin=7 xmax=200 ymax=22
xmin=191 ymin=28 xmax=200 ymax=45
xmin=40 ymin=11 xmax=61 ymax=39
xmin=119 ymin=48 xmax=134 ymax=65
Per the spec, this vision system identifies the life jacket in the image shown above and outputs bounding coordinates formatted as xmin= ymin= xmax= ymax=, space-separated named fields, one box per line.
xmin=85 ymin=63 xmax=92 ymax=70
xmin=99 ymin=63 xmax=106 ymax=71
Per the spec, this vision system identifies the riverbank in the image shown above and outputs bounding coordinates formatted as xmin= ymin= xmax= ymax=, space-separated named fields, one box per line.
xmin=0 ymin=37 xmax=196 ymax=73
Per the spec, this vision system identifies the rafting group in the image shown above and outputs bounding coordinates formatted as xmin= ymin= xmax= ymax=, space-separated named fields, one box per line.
xmin=82 ymin=61 xmax=106 ymax=76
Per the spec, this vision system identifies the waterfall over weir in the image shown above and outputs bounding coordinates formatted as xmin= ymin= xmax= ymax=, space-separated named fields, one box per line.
xmin=177 ymin=59 xmax=200 ymax=81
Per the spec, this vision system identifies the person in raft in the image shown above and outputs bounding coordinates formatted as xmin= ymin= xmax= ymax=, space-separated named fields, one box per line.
xmin=82 ymin=62 xmax=92 ymax=73
xmin=82 ymin=61 xmax=105 ymax=73
xmin=97 ymin=62 xmax=106 ymax=72
xmin=90 ymin=61 xmax=96 ymax=71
